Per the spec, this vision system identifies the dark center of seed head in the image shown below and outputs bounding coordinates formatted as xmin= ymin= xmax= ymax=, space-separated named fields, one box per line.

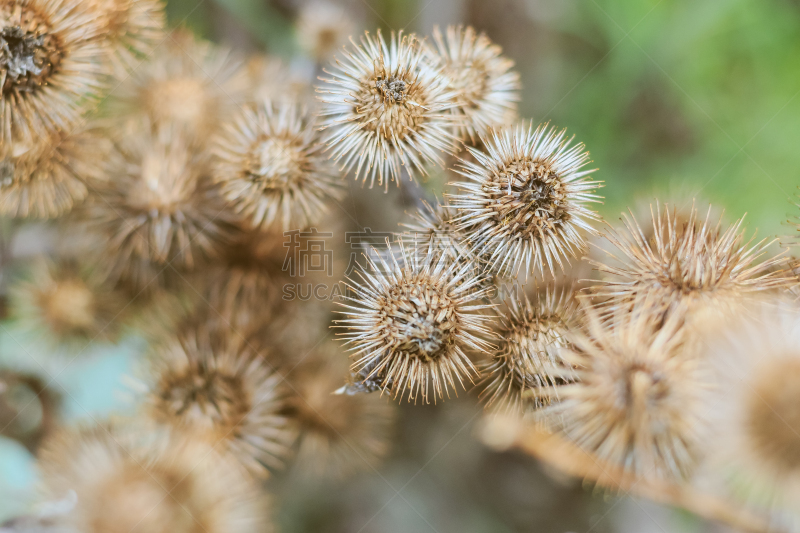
xmin=0 ymin=26 xmax=47 ymax=91
xmin=376 ymin=77 xmax=408 ymax=103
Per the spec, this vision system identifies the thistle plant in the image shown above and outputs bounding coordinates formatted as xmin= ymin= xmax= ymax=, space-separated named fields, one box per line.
xmin=448 ymin=121 xmax=603 ymax=278
xmin=1 ymin=2 xmax=799 ymax=531
xmin=316 ymin=30 xmax=458 ymax=189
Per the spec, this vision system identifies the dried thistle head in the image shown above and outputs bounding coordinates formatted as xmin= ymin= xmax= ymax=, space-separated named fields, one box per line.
xmin=704 ymin=303 xmax=800 ymax=517
xmin=212 ymin=101 xmax=342 ymax=231
xmin=0 ymin=0 xmax=107 ymax=157
xmin=39 ymin=423 xmax=271 ymax=533
xmin=545 ymin=302 xmax=705 ymax=480
xmin=296 ymin=0 xmax=355 ymax=64
xmin=9 ymin=256 xmax=128 ymax=349
xmin=592 ymin=203 xmax=792 ymax=318
xmin=479 ymin=286 xmax=578 ymax=414
xmin=317 ymin=30 xmax=458 ymax=189
xmin=142 ymin=326 xmax=296 ymax=477
xmin=285 ymin=354 xmax=396 ymax=479
xmin=0 ymin=127 xmax=107 ymax=218
xmin=337 ymin=240 xmax=494 ymax=403
xmin=448 ymin=122 xmax=603 ymax=278
xmin=88 ymin=0 xmax=165 ymax=68
xmin=109 ymin=31 xmax=245 ymax=145
xmin=427 ymin=25 xmax=520 ymax=142
xmin=81 ymin=125 xmax=234 ymax=290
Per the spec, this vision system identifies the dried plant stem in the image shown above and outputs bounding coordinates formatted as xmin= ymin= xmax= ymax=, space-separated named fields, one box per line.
xmin=513 ymin=425 xmax=775 ymax=533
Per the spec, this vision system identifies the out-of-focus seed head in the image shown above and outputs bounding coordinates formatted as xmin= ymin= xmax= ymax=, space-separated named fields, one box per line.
xmin=296 ymin=0 xmax=355 ymax=64
xmin=89 ymin=0 xmax=165 ymax=68
xmin=337 ymin=240 xmax=495 ymax=403
xmin=479 ymin=286 xmax=578 ymax=414
xmin=81 ymin=125 xmax=234 ymax=290
xmin=0 ymin=127 xmax=107 ymax=218
xmin=545 ymin=302 xmax=705 ymax=480
xmin=705 ymin=303 xmax=800 ymax=520
xmin=39 ymin=423 xmax=272 ymax=533
xmin=448 ymin=121 xmax=603 ymax=278
xmin=142 ymin=326 xmax=296 ymax=477
xmin=212 ymin=101 xmax=342 ymax=231
xmin=428 ymin=25 xmax=520 ymax=142
xmin=203 ymin=226 xmax=290 ymax=331
xmin=286 ymin=354 xmax=395 ymax=479
xmin=317 ymin=30 xmax=458 ymax=190
xmin=0 ymin=0 xmax=107 ymax=157
xmin=109 ymin=31 xmax=245 ymax=145
xmin=592 ymin=202 xmax=792 ymax=319
xmin=10 ymin=256 xmax=127 ymax=349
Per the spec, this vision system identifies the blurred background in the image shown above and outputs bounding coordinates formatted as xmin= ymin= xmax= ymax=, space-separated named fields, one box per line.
xmin=3 ymin=0 xmax=799 ymax=531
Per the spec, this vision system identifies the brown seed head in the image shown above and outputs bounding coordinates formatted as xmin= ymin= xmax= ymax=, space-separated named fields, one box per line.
xmin=143 ymin=327 xmax=296 ymax=477
xmin=0 ymin=0 xmax=107 ymax=157
xmin=337 ymin=241 xmax=494 ymax=403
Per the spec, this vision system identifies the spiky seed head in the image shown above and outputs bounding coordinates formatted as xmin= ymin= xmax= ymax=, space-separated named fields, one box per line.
xmin=9 ymin=256 xmax=127 ymax=349
xmin=704 ymin=303 xmax=800 ymax=515
xmin=317 ymin=30 xmax=459 ymax=190
xmin=39 ymin=424 xmax=271 ymax=533
xmin=479 ymin=287 xmax=578 ymax=414
xmin=0 ymin=127 xmax=106 ymax=218
xmin=0 ymin=0 xmax=107 ymax=158
xmin=212 ymin=101 xmax=342 ymax=231
xmin=286 ymin=355 xmax=395 ymax=479
xmin=142 ymin=327 xmax=296 ymax=477
xmin=427 ymin=25 xmax=520 ymax=142
xmin=448 ymin=121 xmax=603 ymax=278
xmin=82 ymin=125 xmax=234 ymax=290
xmin=296 ymin=0 xmax=355 ymax=64
xmin=545 ymin=302 xmax=705 ymax=480
xmin=592 ymin=202 xmax=793 ymax=319
xmin=337 ymin=240 xmax=495 ymax=403
xmin=109 ymin=31 xmax=245 ymax=145
xmin=88 ymin=0 xmax=165 ymax=68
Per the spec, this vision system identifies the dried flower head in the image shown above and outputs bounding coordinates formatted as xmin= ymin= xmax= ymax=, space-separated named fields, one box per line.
xmin=212 ymin=101 xmax=341 ymax=231
xmin=10 ymin=256 xmax=127 ymax=349
xmin=479 ymin=287 xmax=578 ymax=414
xmin=39 ymin=424 xmax=271 ymax=533
xmin=141 ymin=327 xmax=296 ymax=477
xmin=0 ymin=127 xmax=106 ymax=218
xmin=109 ymin=31 xmax=244 ymax=145
xmin=592 ymin=203 xmax=792 ymax=318
xmin=545 ymin=302 xmax=705 ymax=480
xmin=705 ymin=303 xmax=800 ymax=521
xmin=448 ymin=122 xmax=602 ymax=278
xmin=296 ymin=0 xmax=355 ymax=64
xmin=337 ymin=240 xmax=494 ymax=403
xmin=427 ymin=25 xmax=519 ymax=142
xmin=82 ymin=125 xmax=233 ymax=289
xmin=89 ymin=0 xmax=165 ymax=68
xmin=0 ymin=0 xmax=107 ymax=157
xmin=317 ymin=30 xmax=458 ymax=189
xmin=286 ymin=355 xmax=395 ymax=479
